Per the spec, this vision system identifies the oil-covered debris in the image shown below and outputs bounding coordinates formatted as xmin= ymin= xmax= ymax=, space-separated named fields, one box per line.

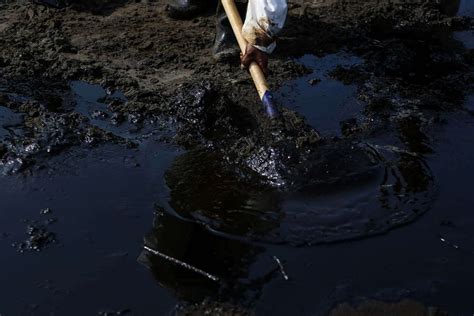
xmin=175 ymin=300 xmax=251 ymax=316
xmin=144 ymin=245 xmax=220 ymax=282
xmin=40 ymin=207 xmax=52 ymax=215
xmin=13 ymin=222 xmax=57 ymax=252
xmin=272 ymin=256 xmax=289 ymax=281
xmin=139 ymin=210 xmax=268 ymax=303
xmin=97 ymin=309 xmax=132 ymax=316
xmin=11 ymin=207 xmax=58 ymax=252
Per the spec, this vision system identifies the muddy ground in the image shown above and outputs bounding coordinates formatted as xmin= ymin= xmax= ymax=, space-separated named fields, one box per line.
xmin=0 ymin=0 xmax=472 ymax=181
xmin=1 ymin=0 xmax=474 ymax=315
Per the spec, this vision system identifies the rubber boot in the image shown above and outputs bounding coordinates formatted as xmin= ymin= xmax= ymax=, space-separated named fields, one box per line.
xmin=212 ymin=1 xmax=247 ymax=62
xmin=166 ymin=0 xmax=212 ymax=20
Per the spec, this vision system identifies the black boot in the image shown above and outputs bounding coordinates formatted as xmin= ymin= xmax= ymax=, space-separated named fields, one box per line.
xmin=212 ymin=1 xmax=246 ymax=62
xmin=166 ymin=0 xmax=212 ymax=20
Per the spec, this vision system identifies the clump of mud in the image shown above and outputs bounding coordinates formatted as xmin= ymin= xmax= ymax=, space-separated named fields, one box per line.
xmin=175 ymin=300 xmax=251 ymax=316
xmin=13 ymin=215 xmax=58 ymax=252
xmin=0 ymin=79 xmax=129 ymax=174
xmin=162 ymin=138 xmax=435 ymax=246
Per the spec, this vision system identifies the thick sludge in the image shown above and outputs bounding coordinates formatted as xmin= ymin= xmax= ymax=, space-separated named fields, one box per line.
xmin=0 ymin=0 xmax=474 ymax=315
xmin=160 ymin=139 xmax=435 ymax=246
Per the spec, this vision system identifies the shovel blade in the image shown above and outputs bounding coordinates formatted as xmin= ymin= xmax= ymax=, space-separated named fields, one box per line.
xmin=262 ymin=91 xmax=279 ymax=118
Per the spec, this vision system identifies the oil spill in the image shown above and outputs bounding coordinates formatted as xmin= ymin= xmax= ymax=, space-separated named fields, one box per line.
xmin=466 ymin=95 xmax=474 ymax=112
xmin=454 ymin=0 xmax=474 ymax=48
xmin=274 ymin=53 xmax=363 ymax=136
xmin=0 ymin=58 xmax=464 ymax=316
xmin=0 ymin=80 xmax=174 ymax=176
xmin=0 ymin=105 xmax=23 ymax=139
xmin=458 ymin=0 xmax=474 ymax=16
xmin=157 ymin=49 xmax=436 ymax=246
xmin=140 ymin=107 xmax=474 ymax=316
xmin=70 ymin=81 xmax=152 ymax=140
xmin=0 ymin=142 xmax=181 ymax=315
xmin=1 ymin=0 xmax=474 ymax=314
xmin=0 ymin=106 xmax=25 ymax=175
xmin=0 ymin=83 xmax=182 ymax=315
xmin=0 ymin=76 xmax=445 ymax=314
xmin=160 ymin=140 xmax=435 ymax=246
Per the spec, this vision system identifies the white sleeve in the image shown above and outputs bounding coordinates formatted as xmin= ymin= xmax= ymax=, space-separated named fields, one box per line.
xmin=241 ymin=0 xmax=288 ymax=54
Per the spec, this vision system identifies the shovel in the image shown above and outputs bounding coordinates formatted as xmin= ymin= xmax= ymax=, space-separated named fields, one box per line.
xmin=221 ymin=0 xmax=279 ymax=118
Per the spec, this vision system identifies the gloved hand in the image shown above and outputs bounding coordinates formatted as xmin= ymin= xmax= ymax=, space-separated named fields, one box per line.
xmin=240 ymin=44 xmax=269 ymax=76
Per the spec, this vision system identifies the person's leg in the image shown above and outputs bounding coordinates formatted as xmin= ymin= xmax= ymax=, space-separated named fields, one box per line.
xmin=212 ymin=0 xmax=247 ymax=61
xmin=166 ymin=0 xmax=214 ymax=20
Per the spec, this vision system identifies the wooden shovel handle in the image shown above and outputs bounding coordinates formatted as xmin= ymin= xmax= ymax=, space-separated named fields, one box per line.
xmin=221 ymin=0 xmax=270 ymax=100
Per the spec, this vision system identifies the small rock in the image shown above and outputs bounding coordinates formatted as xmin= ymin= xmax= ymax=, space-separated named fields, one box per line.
xmin=128 ymin=113 xmax=142 ymax=125
xmin=140 ymin=41 xmax=154 ymax=50
xmin=340 ymin=118 xmax=360 ymax=137
xmin=110 ymin=112 xmax=124 ymax=126
xmin=91 ymin=110 xmax=109 ymax=120
xmin=40 ymin=208 xmax=52 ymax=215
xmin=308 ymin=78 xmax=321 ymax=86
xmin=98 ymin=308 xmax=132 ymax=316
xmin=0 ymin=157 xmax=24 ymax=175
xmin=27 ymin=8 xmax=35 ymax=20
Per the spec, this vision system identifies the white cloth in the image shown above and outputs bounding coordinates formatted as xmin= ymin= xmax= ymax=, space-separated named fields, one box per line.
xmin=242 ymin=0 xmax=288 ymax=54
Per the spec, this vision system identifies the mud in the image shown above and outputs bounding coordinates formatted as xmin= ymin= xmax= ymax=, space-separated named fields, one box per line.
xmin=0 ymin=79 xmax=130 ymax=175
xmin=1 ymin=0 xmax=471 ymax=181
xmin=162 ymin=141 xmax=435 ymax=246
xmin=1 ymin=0 xmax=474 ymax=315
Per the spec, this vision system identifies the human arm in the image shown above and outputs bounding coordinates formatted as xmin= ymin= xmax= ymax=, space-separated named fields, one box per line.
xmin=240 ymin=0 xmax=288 ymax=74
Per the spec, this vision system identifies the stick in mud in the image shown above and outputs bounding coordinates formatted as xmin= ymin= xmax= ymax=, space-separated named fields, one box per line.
xmin=143 ymin=245 xmax=220 ymax=282
xmin=273 ymin=256 xmax=289 ymax=281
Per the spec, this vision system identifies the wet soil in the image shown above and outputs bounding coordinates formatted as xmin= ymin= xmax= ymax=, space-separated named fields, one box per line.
xmin=1 ymin=0 xmax=474 ymax=315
